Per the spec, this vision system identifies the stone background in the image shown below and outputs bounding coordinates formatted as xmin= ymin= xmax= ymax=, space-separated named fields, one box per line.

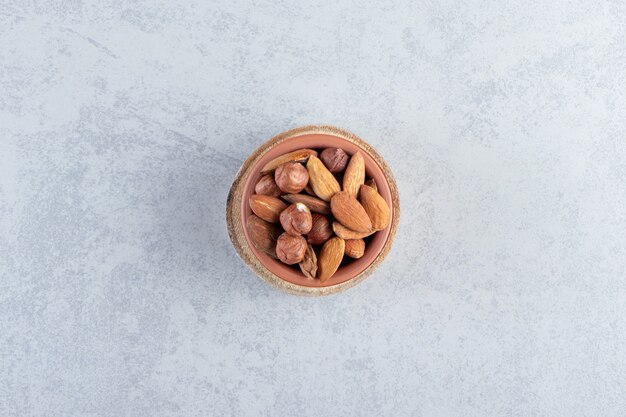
xmin=1 ymin=1 xmax=625 ymax=415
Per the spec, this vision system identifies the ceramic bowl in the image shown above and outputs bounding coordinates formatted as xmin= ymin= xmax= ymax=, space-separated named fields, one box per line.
xmin=226 ymin=125 xmax=399 ymax=296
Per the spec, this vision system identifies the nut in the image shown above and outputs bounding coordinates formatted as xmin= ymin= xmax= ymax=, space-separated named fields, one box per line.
xmin=246 ymin=215 xmax=281 ymax=258
xmin=330 ymin=191 xmax=372 ymax=233
xmin=359 ymin=184 xmax=390 ymax=230
xmin=317 ymin=237 xmax=345 ymax=282
xmin=276 ymin=233 xmax=307 ymax=264
xmin=275 ymin=162 xmax=309 ymax=194
xmin=320 ymin=148 xmax=349 ymax=174
xmin=343 ymin=151 xmax=365 ymax=198
xmin=364 ymin=178 xmax=377 ymax=192
xmin=344 ymin=238 xmax=365 ymax=259
xmin=307 ymin=213 xmax=333 ymax=245
xmin=261 ymin=149 xmax=317 ymax=175
xmin=332 ymin=221 xmax=374 ymax=240
xmin=279 ymin=203 xmax=312 ymax=235
xmin=306 ymin=155 xmax=341 ymax=201
xmin=281 ymin=194 xmax=330 ymax=215
xmin=249 ymin=194 xmax=287 ymax=223
xmin=298 ymin=244 xmax=317 ymax=279
xmin=303 ymin=183 xmax=316 ymax=196
xmin=254 ymin=174 xmax=282 ymax=197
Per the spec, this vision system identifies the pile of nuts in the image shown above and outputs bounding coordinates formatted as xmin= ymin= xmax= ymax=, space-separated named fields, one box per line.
xmin=246 ymin=147 xmax=390 ymax=282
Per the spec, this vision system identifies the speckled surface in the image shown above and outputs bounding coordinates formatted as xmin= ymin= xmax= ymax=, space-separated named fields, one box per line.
xmin=1 ymin=1 xmax=626 ymax=416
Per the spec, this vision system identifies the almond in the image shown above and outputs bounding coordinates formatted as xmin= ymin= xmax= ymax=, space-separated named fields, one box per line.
xmin=317 ymin=237 xmax=345 ymax=282
xmin=332 ymin=221 xmax=375 ymax=240
xmin=342 ymin=152 xmax=365 ymax=198
xmin=248 ymin=194 xmax=287 ymax=223
xmin=298 ymin=244 xmax=318 ymax=279
xmin=306 ymin=155 xmax=341 ymax=201
xmin=281 ymin=194 xmax=330 ymax=215
xmin=260 ymin=149 xmax=317 ymax=175
xmin=344 ymin=238 xmax=365 ymax=259
xmin=364 ymin=178 xmax=377 ymax=192
xmin=255 ymin=174 xmax=282 ymax=197
xmin=246 ymin=215 xmax=281 ymax=258
xmin=330 ymin=191 xmax=372 ymax=233
xmin=359 ymin=185 xmax=390 ymax=230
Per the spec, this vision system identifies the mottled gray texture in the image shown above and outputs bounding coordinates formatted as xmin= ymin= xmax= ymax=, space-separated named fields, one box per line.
xmin=1 ymin=0 xmax=625 ymax=416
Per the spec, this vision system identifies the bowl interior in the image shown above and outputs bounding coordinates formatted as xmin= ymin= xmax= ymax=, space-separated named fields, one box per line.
xmin=241 ymin=133 xmax=393 ymax=287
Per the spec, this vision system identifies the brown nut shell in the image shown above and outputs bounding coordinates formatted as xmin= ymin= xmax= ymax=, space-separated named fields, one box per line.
xmin=276 ymin=233 xmax=307 ymax=265
xmin=298 ymin=244 xmax=318 ymax=279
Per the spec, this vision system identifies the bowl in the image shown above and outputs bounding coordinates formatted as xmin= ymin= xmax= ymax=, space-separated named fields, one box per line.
xmin=226 ymin=125 xmax=399 ymax=296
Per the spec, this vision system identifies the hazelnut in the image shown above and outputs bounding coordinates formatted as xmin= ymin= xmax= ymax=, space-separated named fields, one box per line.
xmin=276 ymin=233 xmax=307 ymax=264
xmin=320 ymin=148 xmax=349 ymax=174
xmin=254 ymin=174 xmax=282 ymax=197
xmin=275 ymin=162 xmax=309 ymax=194
xmin=279 ymin=203 xmax=312 ymax=235
xmin=307 ymin=213 xmax=333 ymax=245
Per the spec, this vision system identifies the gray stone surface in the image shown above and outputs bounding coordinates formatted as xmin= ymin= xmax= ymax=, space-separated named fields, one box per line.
xmin=1 ymin=1 xmax=626 ymax=416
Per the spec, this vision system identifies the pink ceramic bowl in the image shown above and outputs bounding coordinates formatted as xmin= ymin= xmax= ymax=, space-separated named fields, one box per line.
xmin=226 ymin=125 xmax=399 ymax=296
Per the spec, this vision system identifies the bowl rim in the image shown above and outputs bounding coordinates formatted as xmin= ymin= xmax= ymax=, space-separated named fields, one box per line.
xmin=226 ymin=125 xmax=400 ymax=296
